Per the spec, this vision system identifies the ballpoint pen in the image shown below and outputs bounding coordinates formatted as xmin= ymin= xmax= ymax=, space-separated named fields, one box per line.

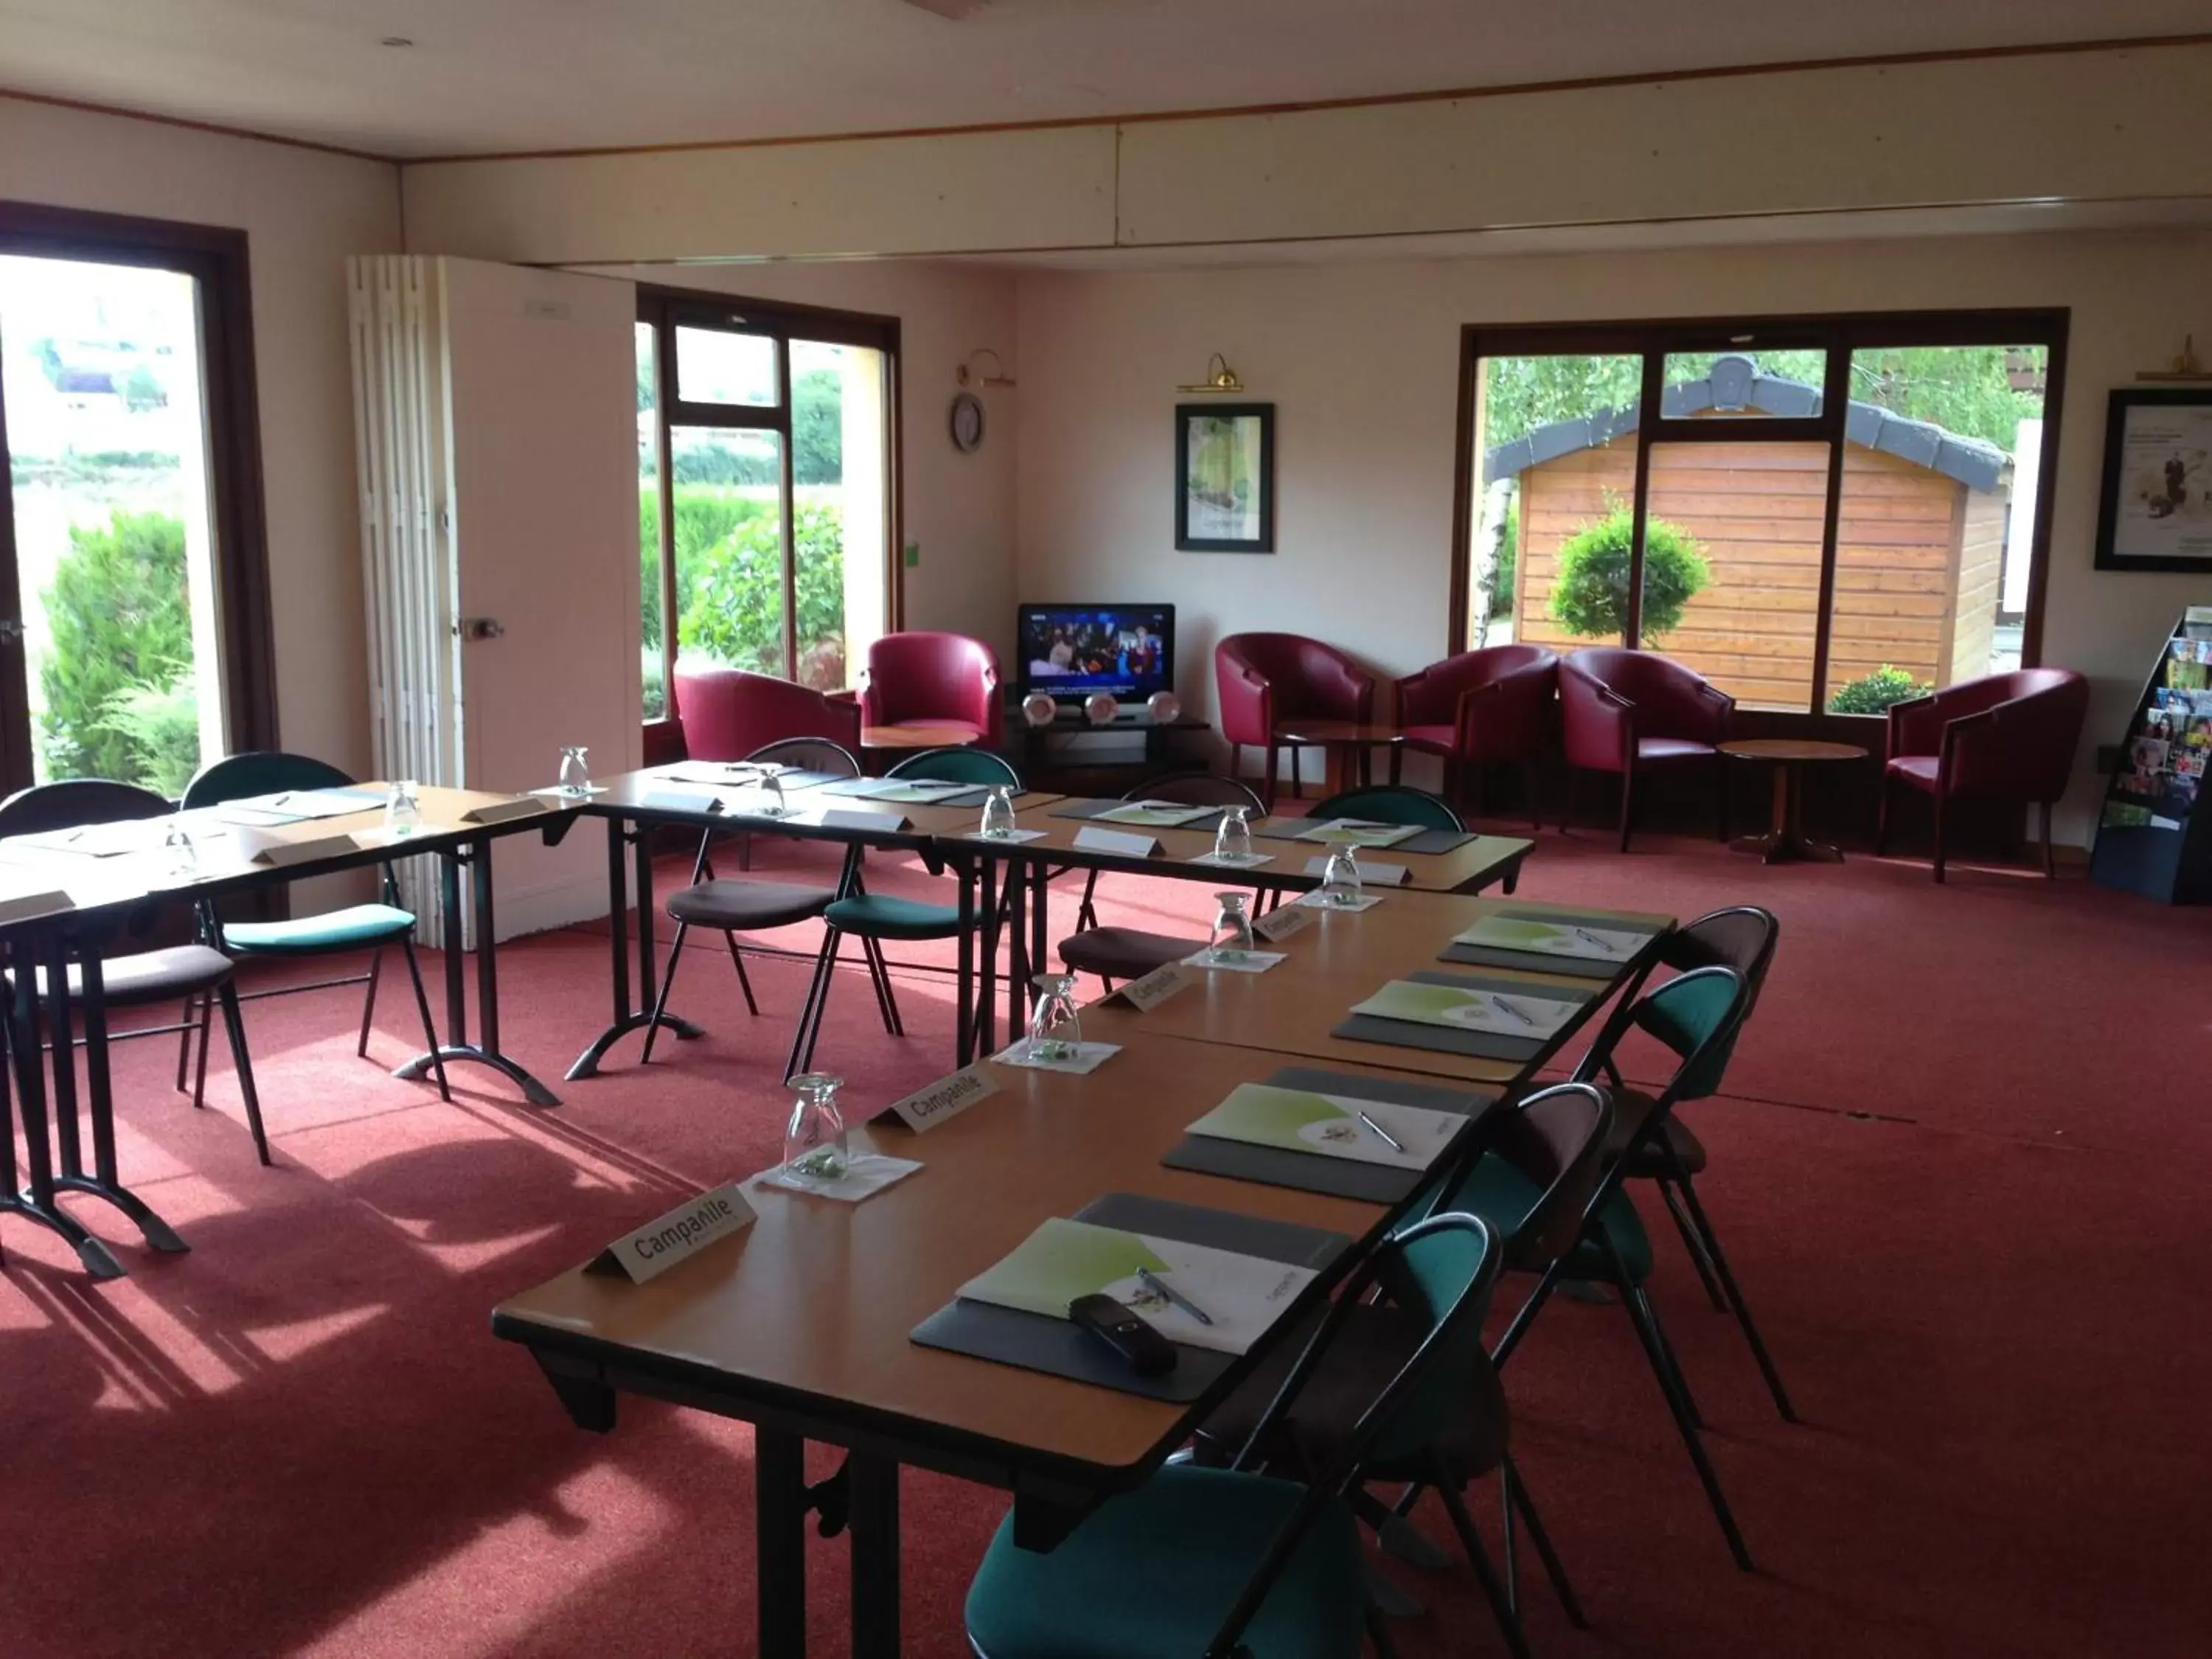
xmin=1490 ymin=993 xmax=1537 ymax=1026
xmin=1136 ymin=1266 xmax=1215 ymax=1326
xmin=1355 ymin=1107 xmax=1406 ymax=1152
xmin=1571 ymin=926 xmax=1614 ymax=953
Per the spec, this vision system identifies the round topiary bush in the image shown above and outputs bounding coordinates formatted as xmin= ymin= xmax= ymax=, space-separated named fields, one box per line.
xmin=1548 ymin=507 xmax=1711 ymax=643
xmin=1827 ymin=664 xmax=1930 ymax=714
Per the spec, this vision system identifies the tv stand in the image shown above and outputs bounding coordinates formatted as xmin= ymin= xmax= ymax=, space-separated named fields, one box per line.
xmin=1004 ymin=703 xmax=1211 ymax=789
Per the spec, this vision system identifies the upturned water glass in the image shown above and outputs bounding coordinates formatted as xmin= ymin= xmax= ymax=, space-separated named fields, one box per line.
xmin=384 ymin=779 xmax=423 ymax=838
xmin=1023 ymin=972 xmax=1083 ymax=1063
xmin=557 ymin=745 xmax=591 ymax=796
xmin=1206 ymin=891 xmax=1256 ymax=964
xmin=783 ymin=1072 xmax=848 ymax=1180
xmin=1320 ymin=843 xmax=1363 ymax=906
xmin=978 ymin=785 xmax=1018 ymax=840
xmin=1213 ymin=805 xmax=1255 ymax=864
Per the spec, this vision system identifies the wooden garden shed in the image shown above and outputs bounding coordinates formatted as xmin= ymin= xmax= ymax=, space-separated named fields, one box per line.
xmin=1487 ymin=357 xmax=2011 ymax=711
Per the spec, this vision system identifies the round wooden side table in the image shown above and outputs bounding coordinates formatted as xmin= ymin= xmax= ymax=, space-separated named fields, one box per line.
xmin=1273 ymin=721 xmax=1407 ymax=792
xmin=859 ymin=724 xmax=980 ymax=774
xmin=1719 ymin=739 xmax=1868 ymax=864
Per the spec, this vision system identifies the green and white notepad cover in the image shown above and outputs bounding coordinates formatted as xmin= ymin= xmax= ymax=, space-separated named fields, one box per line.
xmin=1187 ymin=1082 xmax=1461 ymax=1171
xmin=1455 ymin=915 xmax=1649 ymax=960
xmin=1296 ymin=818 xmax=1422 ymax=849
xmin=1350 ymin=978 xmax=1576 ymax=1038
xmin=1096 ymin=800 xmax=1217 ymax=827
xmin=957 ymin=1217 xmax=1315 ymax=1355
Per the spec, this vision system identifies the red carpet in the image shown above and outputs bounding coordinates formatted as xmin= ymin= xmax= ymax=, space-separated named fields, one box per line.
xmin=5 ymin=828 xmax=2209 ymax=1658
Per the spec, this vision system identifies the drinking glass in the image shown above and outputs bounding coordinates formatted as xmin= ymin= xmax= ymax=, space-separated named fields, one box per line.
xmin=557 ymin=745 xmax=591 ymax=796
xmin=783 ymin=1072 xmax=848 ymax=1180
xmin=756 ymin=771 xmax=790 ymax=818
xmin=1213 ymin=805 xmax=1254 ymax=865
xmin=162 ymin=818 xmax=198 ymax=877
xmin=1024 ymin=973 xmax=1083 ymax=1063
xmin=978 ymin=785 xmax=1018 ymax=840
xmin=1206 ymin=891 xmax=1256 ymax=965
xmin=1320 ymin=844 xmax=1363 ymax=906
xmin=384 ymin=780 xmax=423 ymax=838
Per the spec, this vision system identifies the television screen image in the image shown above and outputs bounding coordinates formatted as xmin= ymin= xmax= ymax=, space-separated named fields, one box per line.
xmin=1019 ymin=605 xmax=1175 ymax=702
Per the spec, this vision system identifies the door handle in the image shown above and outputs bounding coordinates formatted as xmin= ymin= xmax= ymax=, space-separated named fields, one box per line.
xmin=0 ymin=618 xmax=23 ymax=644
xmin=457 ymin=617 xmax=505 ymax=641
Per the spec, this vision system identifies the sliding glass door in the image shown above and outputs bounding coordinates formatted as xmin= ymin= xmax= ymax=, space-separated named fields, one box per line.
xmin=636 ymin=287 xmax=899 ymax=731
xmin=0 ymin=203 xmax=271 ymax=797
xmin=1459 ymin=313 xmax=2065 ymax=723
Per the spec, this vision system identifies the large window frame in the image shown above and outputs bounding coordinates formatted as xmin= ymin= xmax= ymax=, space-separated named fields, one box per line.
xmin=1450 ymin=308 xmax=2070 ymax=728
xmin=0 ymin=199 xmax=276 ymax=793
xmin=636 ymin=283 xmax=902 ymax=748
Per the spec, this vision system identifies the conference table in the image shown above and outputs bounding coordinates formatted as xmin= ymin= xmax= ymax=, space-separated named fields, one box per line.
xmin=0 ymin=785 xmax=585 ymax=1278
xmin=493 ymin=885 xmax=1671 ymax=1658
xmin=566 ymin=765 xmax=1537 ymax=1077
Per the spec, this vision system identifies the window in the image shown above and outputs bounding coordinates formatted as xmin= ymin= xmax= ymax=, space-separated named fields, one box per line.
xmin=636 ymin=288 xmax=899 ymax=727
xmin=0 ymin=202 xmax=274 ymax=794
xmin=1456 ymin=314 xmax=2065 ymax=719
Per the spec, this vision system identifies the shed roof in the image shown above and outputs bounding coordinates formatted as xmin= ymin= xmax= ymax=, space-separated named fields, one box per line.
xmin=1481 ymin=353 xmax=2009 ymax=493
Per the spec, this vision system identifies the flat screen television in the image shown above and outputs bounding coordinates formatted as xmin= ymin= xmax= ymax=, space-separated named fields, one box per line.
xmin=1017 ymin=603 xmax=1176 ymax=704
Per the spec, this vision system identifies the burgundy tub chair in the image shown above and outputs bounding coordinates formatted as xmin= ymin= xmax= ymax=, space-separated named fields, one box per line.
xmin=1394 ymin=644 xmax=1558 ymax=829
xmin=673 ymin=665 xmax=859 ymax=762
xmin=1876 ymin=667 xmax=2090 ymax=882
xmin=860 ymin=631 xmax=1004 ymax=747
xmin=1559 ymin=648 xmax=1734 ymax=852
xmin=1214 ymin=633 xmax=1377 ymax=810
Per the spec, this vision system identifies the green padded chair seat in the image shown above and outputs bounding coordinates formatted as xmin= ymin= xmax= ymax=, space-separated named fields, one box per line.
xmin=964 ymin=1464 xmax=1368 ymax=1659
xmin=1439 ymin=1155 xmax=1655 ymax=1285
xmin=822 ymin=893 xmax=961 ymax=941
xmin=223 ymin=904 xmax=417 ymax=955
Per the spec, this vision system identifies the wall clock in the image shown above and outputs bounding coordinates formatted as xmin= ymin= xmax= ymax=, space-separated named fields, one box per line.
xmin=949 ymin=391 xmax=987 ymax=453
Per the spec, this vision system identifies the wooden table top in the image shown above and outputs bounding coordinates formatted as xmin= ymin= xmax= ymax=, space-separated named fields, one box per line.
xmin=585 ymin=768 xmax=1062 ymax=843
xmin=1004 ymin=799 xmax=1531 ymax=895
xmin=860 ymin=724 xmax=980 ymax=750
xmin=0 ymin=784 xmax=577 ymax=919
xmin=1719 ymin=739 xmax=1869 ymax=763
xmin=1080 ymin=887 xmax=1672 ymax=1086
xmin=1274 ymin=721 xmax=1408 ymax=746
xmin=493 ymin=1034 xmax=1461 ymax=1480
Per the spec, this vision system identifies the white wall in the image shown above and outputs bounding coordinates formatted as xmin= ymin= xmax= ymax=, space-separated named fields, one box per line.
xmin=1012 ymin=228 xmax=2212 ymax=841
xmin=0 ymin=96 xmax=402 ymax=777
xmin=576 ymin=260 xmax=1021 ymax=664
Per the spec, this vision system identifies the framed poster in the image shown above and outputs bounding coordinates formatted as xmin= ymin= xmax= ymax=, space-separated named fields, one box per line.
xmin=2095 ymin=388 xmax=2212 ymax=572
xmin=1175 ymin=402 xmax=1274 ymax=553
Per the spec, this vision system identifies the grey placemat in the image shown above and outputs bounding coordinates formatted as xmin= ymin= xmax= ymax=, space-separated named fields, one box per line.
xmin=1163 ymin=1068 xmax=1496 ymax=1204
xmin=1439 ymin=910 xmax=1664 ymax=976
xmin=1332 ymin=971 xmax=1596 ymax=1062
xmin=1048 ymin=799 xmax=1229 ymax=832
xmin=1250 ymin=817 xmax=1474 ymax=856
xmin=818 ymin=779 xmax=995 ymax=808
xmin=908 ymin=1191 xmax=1352 ymax=1402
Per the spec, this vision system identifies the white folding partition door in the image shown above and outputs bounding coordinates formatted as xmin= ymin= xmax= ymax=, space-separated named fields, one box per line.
xmin=350 ymin=256 xmax=642 ymax=947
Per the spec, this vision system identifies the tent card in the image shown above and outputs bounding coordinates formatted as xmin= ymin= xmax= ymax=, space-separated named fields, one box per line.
xmin=818 ymin=807 xmax=911 ymax=833
xmin=230 ymin=826 xmax=361 ymax=867
xmin=0 ymin=887 xmax=75 ymax=925
xmin=1295 ymin=818 xmax=1422 ymax=849
xmin=1115 ymin=961 xmax=1195 ymax=1011
xmin=584 ymin=1182 xmax=757 ymax=1284
xmin=880 ymin=1064 xmax=999 ymax=1133
xmin=1349 ymin=978 xmax=1577 ymax=1039
xmin=1253 ymin=902 xmax=1315 ymax=942
xmin=1187 ymin=1082 xmax=1461 ymax=1171
xmin=1094 ymin=800 xmax=1218 ymax=829
xmin=1073 ymin=826 xmax=1162 ymax=857
xmin=1455 ymin=914 xmax=1652 ymax=961
xmin=1302 ymin=855 xmax=1410 ymax=885
xmin=957 ymin=1217 xmax=1316 ymax=1357
xmin=461 ymin=796 xmax=554 ymax=826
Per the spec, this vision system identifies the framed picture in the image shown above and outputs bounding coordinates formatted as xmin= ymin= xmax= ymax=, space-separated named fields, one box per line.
xmin=1175 ymin=402 xmax=1274 ymax=553
xmin=2095 ymin=388 xmax=2212 ymax=572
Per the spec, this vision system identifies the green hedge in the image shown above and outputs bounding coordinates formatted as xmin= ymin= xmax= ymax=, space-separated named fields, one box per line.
xmin=1548 ymin=506 xmax=1710 ymax=643
xmin=41 ymin=509 xmax=199 ymax=789
xmin=1827 ymin=664 xmax=1930 ymax=714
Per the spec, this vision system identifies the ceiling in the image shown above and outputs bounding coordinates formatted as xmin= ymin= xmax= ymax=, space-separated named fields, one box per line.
xmin=0 ymin=1 xmax=2206 ymax=160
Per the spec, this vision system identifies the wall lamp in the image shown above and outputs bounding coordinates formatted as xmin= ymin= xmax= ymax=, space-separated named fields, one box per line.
xmin=956 ymin=349 xmax=1016 ymax=389
xmin=1175 ymin=352 xmax=1245 ymax=394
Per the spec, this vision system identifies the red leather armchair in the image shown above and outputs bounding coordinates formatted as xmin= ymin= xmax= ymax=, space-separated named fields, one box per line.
xmin=1559 ymin=648 xmax=1734 ymax=852
xmin=1215 ymin=633 xmax=1377 ymax=809
xmin=675 ymin=666 xmax=860 ymax=761
xmin=860 ymin=631 xmax=1004 ymax=746
xmin=1394 ymin=645 xmax=1558 ymax=829
xmin=1877 ymin=667 xmax=2089 ymax=882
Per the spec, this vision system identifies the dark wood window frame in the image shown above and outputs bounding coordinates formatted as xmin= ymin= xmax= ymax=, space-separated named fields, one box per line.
xmin=0 ymin=199 xmax=277 ymax=790
xmin=636 ymin=282 xmax=902 ymax=752
xmin=1450 ymin=308 xmax=2070 ymax=731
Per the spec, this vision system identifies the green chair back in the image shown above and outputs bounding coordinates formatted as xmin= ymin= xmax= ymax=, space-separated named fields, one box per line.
xmin=1307 ymin=785 xmax=1463 ymax=832
xmin=0 ymin=778 xmax=170 ymax=837
xmin=888 ymin=746 xmax=1021 ymax=787
xmin=182 ymin=751 xmax=354 ymax=810
xmin=1628 ymin=963 xmax=1748 ymax=1103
